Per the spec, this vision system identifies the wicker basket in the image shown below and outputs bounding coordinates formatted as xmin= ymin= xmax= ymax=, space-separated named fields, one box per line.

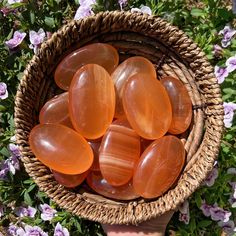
xmin=14 ymin=11 xmax=224 ymax=225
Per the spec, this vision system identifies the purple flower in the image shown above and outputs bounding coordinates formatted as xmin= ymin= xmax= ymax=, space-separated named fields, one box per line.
xmin=227 ymin=168 xmax=236 ymax=174
xmin=223 ymin=102 xmax=236 ymax=128
xmin=179 ymin=213 xmax=190 ymax=224
xmin=8 ymin=0 xmax=23 ymax=4
xmin=15 ymin=206 xmax=37 ymax=218
xmin=7 ymin=224 xmax=23 ymax=236
xmin=6 ymin=156 xmax=20 ymax=175
xmin=0 ymin=160 xmax=9 ymax=180
xmin=210 ymin=205 xmax=231 ymax=222
xmin=204 ymin=167 xmax=218 ymax=187
xmin=0 ymin=7 xmax=15 ymax=16
xmin=5 ymin=31 xmax=26 ymax=49
xmin=9 ymin=143 xmax=21 ymax=158
xmin=218 ymin=221 xmax=236 ymax=235
xmin=131 ymin=6 xmax=152 ymax=15
xmin=0 ymin=82 xmax=8 ymax=100
xmin=200 ymin=201 xmax=212 ymax=217
xmin=17 ymin=225 xmax=48 ymax=236
xmin=29 ymin=28 xmax=46 ymax=53
xmin=74 ymin=0 xmax=95 ymax=20
xmin=213 ymin=44 xmax=223 ymax=57
xmin=228 ymin=194 xmax=236 ymax=208
xmin=178 ymin=200 xmax=190 ymax=224
xmin=226 ymin=55 xmax=236 ymax=73
xmin=39 ymin=204 xmax=57 ymax=221
xmin=54 ymin=222 xmax=69 ymax=236
xmin=118 ymin=0 xmax=127 ymax=10
xmin=219 ymin=26 xmax=236 ymax=48
xmin=214 ymin=66 xmax=229 ymax=84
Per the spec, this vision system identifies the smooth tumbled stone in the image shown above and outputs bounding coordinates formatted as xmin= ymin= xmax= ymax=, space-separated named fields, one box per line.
xmin=39 ymin=92 xmax=73 ymax=129
xmin=52 ymin=170 xmax=88 ymax=188
xmin=133 ymin=135 xmax=185 ymax=199
xmin=88 ymin=141 xmax=100 ymax=171
xmin=99 ymin=119 xmax=140 ymax=186
xmin=54 ymin=43 xmax=119 ymax=90
xmin=86 ymin=171 xmax=140 ymax=200
xmin=111 ymin=56 xmax=156 ymax=118
xmin=29 ymin=124 xmax=93 ymax=174
xmin=123 ymin=73 xmax=172 ymax=140
xmin=69 ymin=64 xmax=116 ymax=139
xmin=160 ymin=76 xmax=192 ymax=134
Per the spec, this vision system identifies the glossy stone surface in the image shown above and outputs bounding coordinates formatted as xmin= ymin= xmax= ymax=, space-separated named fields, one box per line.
xmin=88 ymin=141 xmax=100 ymax=171
xmin=55 ymin=43 xmax=119 ymax=90
xmin=52 ymin=170 xmax=88 ymax=188
xmin=123 ymin=74 xmax=172 ymax=140
xmin=111 ymin=56 xmax=156 ymax=118
xmin=39 ymin=92 xmax=73 ymax=129
xmin=69 ymin=64 xmax=115 ymax=140
xmin=133 ymin=135 xmax=185 ymax=198
xmin=86 ymin=171 xmax=140 ymax=200
xmin=160 ymin=76 xmax=192 ymax=134
xmin=29 ymin=124 xmax=93 ymax=174
xmin=99 ymin=120 xmax=140 ymax=186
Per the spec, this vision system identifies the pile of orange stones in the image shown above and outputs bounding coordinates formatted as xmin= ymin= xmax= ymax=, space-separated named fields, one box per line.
xmin=29 ymin=43 xmax=192 ymax=200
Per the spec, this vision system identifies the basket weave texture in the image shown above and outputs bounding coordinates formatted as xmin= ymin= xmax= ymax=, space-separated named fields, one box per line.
xmin=14 ymin=11 xmax=224 ymax=225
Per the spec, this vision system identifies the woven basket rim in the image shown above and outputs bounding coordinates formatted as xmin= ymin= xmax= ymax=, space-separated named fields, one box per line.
xmin=14 ymin=10 xmax=224 ymax=224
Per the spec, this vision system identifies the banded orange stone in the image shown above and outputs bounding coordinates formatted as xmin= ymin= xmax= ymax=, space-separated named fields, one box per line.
xmin=69 ymin=64 xmax=116 ymax=139
xmin=123 ymin=73 xmax=172 ymax=139
xmin=99 ymin=119 xmax=140 ymax=186
xmin=160 ymin=76 xmax=192 ymax=134
xmin=29 ymin=124 xmax=93 ymax=174
xmin=54 ymin=43 xmax=119 ymax=90
xmin=86 ymin=171 xmax=140 ymax=200
xmin=111 ymin=56 xmax=156 ymax=118
xmin=133 ymin=135 xmax=185 ymax=198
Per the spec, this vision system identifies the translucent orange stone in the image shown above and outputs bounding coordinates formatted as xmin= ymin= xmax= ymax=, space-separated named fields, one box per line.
xmin=39 ymin=92 xmax=73 ymax=129
xmin=69 ymin=64 xmax=116 ymax=140
xmin=29 ymin=124 xmax=93 ymax=174
xmin=133 ymin=135 xmax=185 ymax=198
xmin=160 ymin=76 xmax=192 ymax=134
xmin=99 ymin=119 xmax=140 ymax=186
xmin=54 ymin=43 xmax=119 ymax=90
xmin=52 ymin=170 xmax=88 ymax=188
xmin=86 ymin=171 xmax=140 ymax=200
xmin=88 ymin=141 xmax=100 ymax=171
xmin=111 ymin=56 xmax=156 ymax=118
xmin=123 ymin=74 xmax=172 ymax=140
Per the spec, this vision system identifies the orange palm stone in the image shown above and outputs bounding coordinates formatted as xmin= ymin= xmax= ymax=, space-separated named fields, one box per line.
xmin=99 ymin=119 xmax=140 ymax=186
xmin=69 ymin=64 xmax=115 ymax=140
xmin=86 ymin=171 xmax=140 ymax=200
xmin=133 ymin=135 xmax=185 ymax=198
xmin=52 ymin=170 xmax=88 ymax=188
xmin=39 ymin=92 xmax=73 ymax=129
xmin=123 ymin=73 xmax=172 ymax=140
xmin=29 ymin=124 xmax=93 ymax=174
xmin=111 ymin=56 xmax=156 ymax=118
xmin=54 ymin=43 xmax=119 ymax=90
xmin=160 ymin=76 xmax=192 ymax=134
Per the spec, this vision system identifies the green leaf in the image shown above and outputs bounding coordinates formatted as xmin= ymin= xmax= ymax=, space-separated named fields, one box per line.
xmin=30 ymin=11 xmax=35 ymax=24
xmin=198 ymin=220 xmax=212 ymax=228
xmin=0 ymin=105 xmax=6 ymax=112
xmin=195 ymin=192 xmax=202 ymax=208
xmin=24 ymin=191 xmax=32 ymax=205
xmin=44 ymin=16 xmax=55 ymax=28
xmin=27 ymin=184 xmax=36 ymax=193
xmin=191 ymin=8 xmax=205 ymax=17
xmin=0 ymin=147 xmax=10 ymax=157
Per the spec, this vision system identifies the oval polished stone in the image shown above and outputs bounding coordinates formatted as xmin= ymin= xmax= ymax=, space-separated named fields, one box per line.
xmin=52 ymin=170 xmax=88 ymax=188
xmin=111 ymin=56 xmax=156 ymax=118
xmin=88 ymin=141 xmax=100 ymax=171
xmin=123 ymin=74 xmax=172 ymax=140
xmin=99 ymin=120 xmax=140 ymax=186
xmin=55 ymin=43 xmax=119 ymax=90
xmin=39 ymin=92 xmax=73 ymax=129
xmin=160 ymin=76 xmax=192 ymax=134
xmin=133 ymin=135 xmax=185 ymax=198
xmin=29 ymin=124 xmax=93 ymax=174
xmin=69 ymin=64 xmax=116 ymax=139
xmin=86 ymin=171 xmax=140 ymax=200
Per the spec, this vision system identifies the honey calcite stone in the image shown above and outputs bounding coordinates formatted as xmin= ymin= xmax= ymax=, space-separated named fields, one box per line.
xmin=123 ymin=73 xmax=172 ymax=140
xmin=160 ymin=76 xmax=192 ymax=134
xmin=52 ymin=170 xmax=88 ymax=188
xmin=99 ymin=119 xmax=140 ymax=186
xmin=39 ymin=92 xmax=73 ymax=129
xmin=86 ymin=171 xmax=140 ymax=200
xmin=133 ymin=136 xmax=185 ymax=199
xmin=54 ymin=43 xmax=119 ymax=90
xmin=111 ymin=56 xmax=156 ymax=118
xmin=29 ymin=124 xmax=93 ymax=174
xmin=69 ymin=64 xmax=115 ymax=140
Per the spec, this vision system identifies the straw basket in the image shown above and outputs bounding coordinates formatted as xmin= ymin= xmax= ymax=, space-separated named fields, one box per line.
xmin=14 ymin=11 xmax=224 ymax=225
